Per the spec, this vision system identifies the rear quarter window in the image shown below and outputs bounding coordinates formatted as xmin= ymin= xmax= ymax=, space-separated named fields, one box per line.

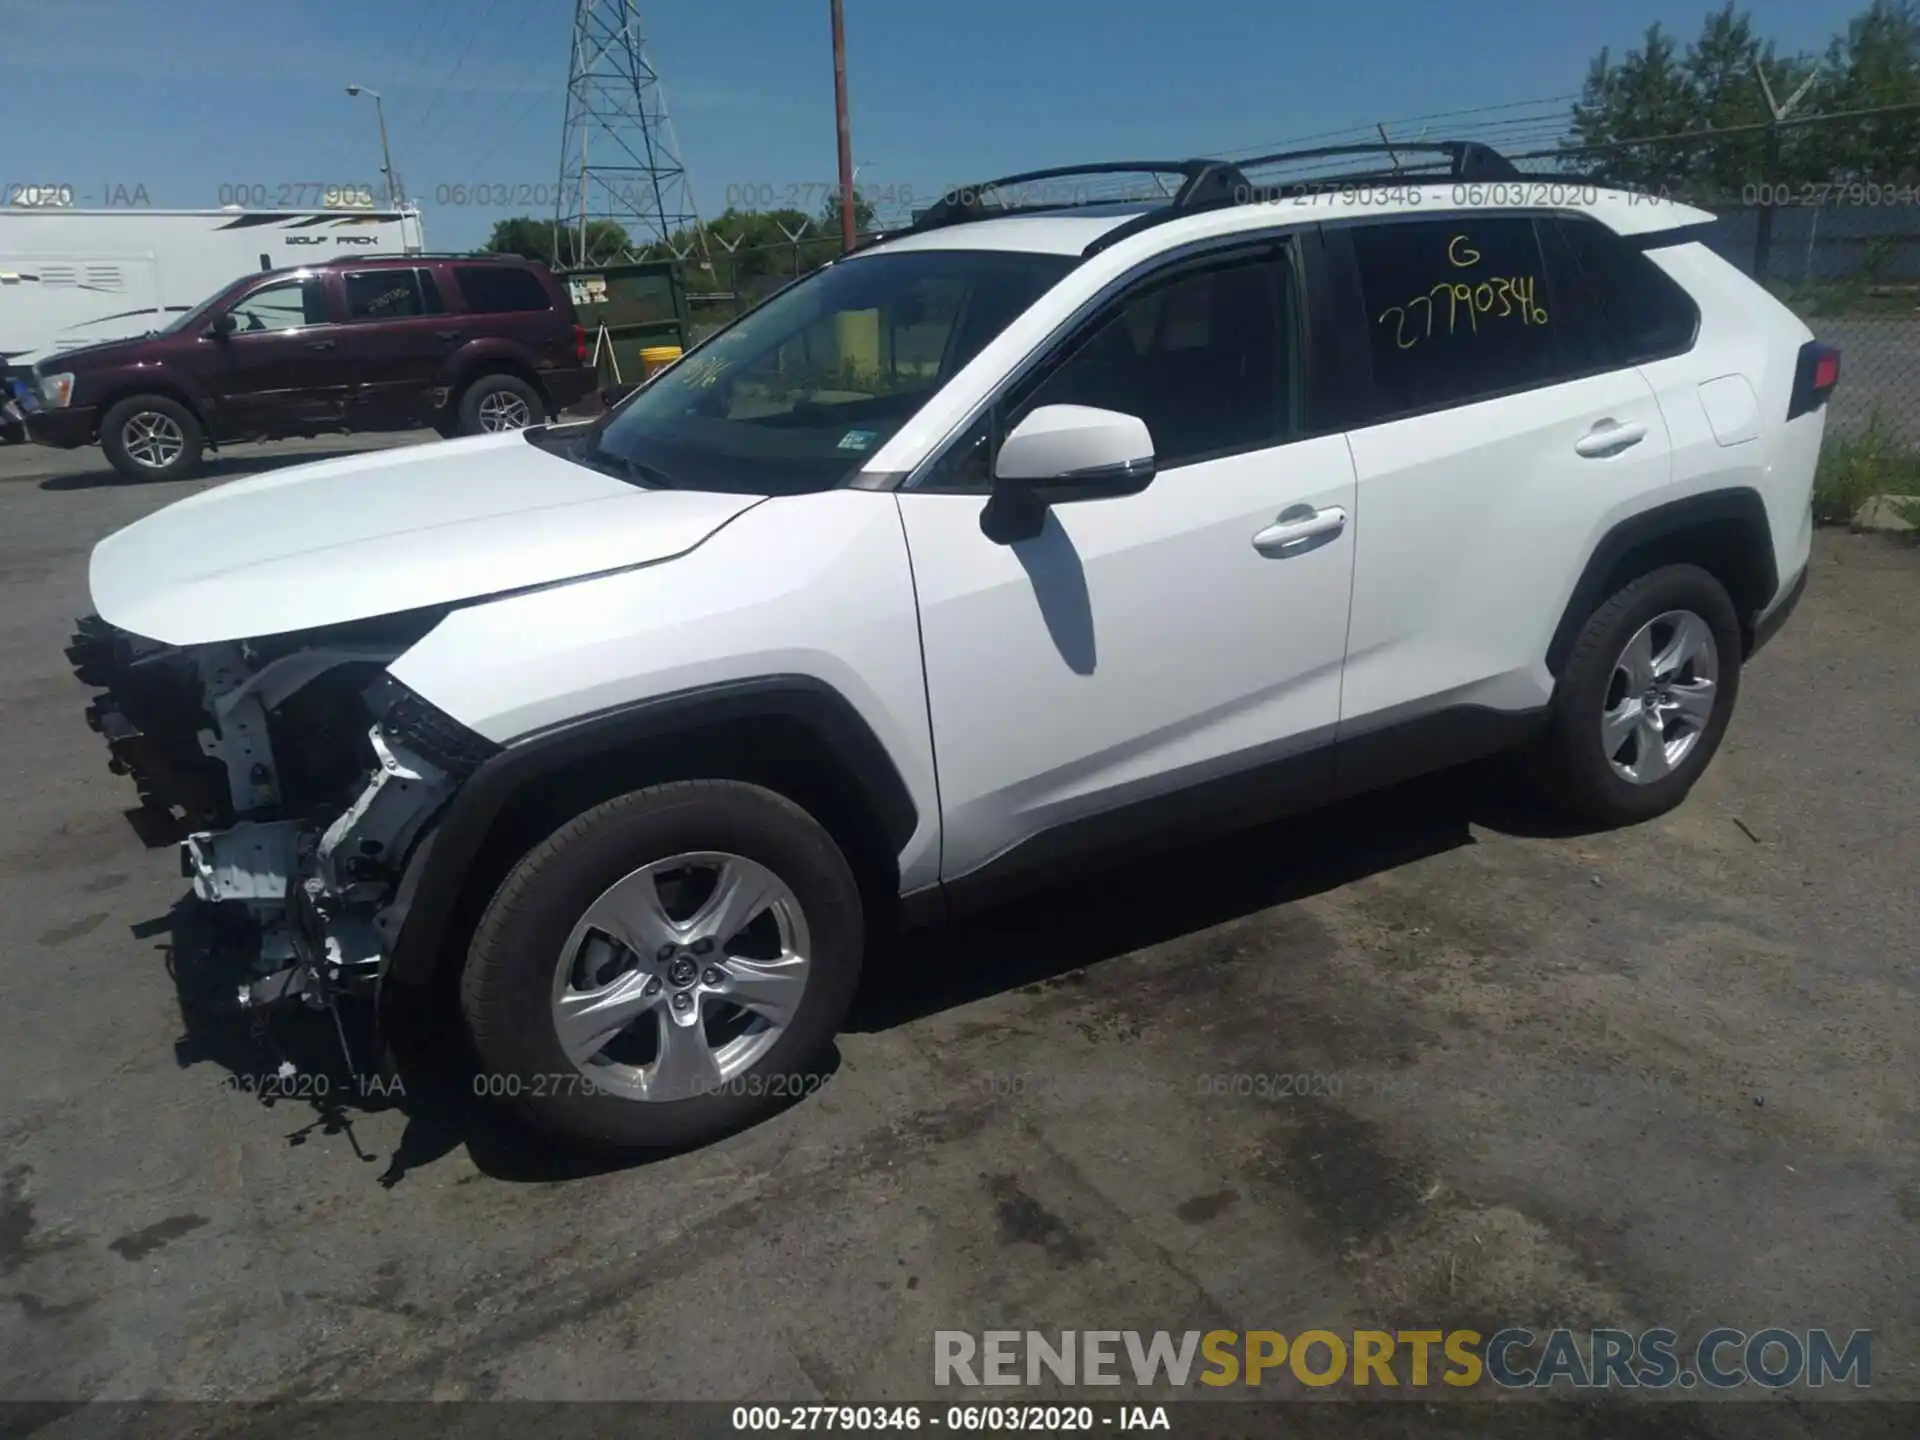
xmin=1551 ymin=217 xmax=1700 ymax=362
xmin=452 ymin=265 xmax=554 ymax=315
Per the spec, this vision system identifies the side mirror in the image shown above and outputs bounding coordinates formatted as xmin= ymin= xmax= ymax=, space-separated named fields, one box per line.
xmin=207 ymin=313 xmax=237 ymax=338
xmin=981 ymin=404 xmax=1155 ymax=545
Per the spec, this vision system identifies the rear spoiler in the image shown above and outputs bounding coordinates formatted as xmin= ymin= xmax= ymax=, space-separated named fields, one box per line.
xmin=1631 ymin=221 xmax=1720 ymax=251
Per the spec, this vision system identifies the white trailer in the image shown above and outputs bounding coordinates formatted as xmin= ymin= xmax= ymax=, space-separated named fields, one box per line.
xmin=0 ymin=206 xmax=426 ymax=368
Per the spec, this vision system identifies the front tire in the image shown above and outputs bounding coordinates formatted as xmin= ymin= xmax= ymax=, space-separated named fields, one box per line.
xmin=1536 ymin=563 xmax=1743 ymax=826
xmin=459 ymin=780 xmax=865 ymax=1153
xmin=101 ymin=395 xmax=204 ymax=481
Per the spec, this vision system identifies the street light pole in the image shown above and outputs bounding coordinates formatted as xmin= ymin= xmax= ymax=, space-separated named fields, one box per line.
xmin=830 ymin=0 xmax=856 ymax=253
xmin=346 ymin=84 xmax=401 ymax=209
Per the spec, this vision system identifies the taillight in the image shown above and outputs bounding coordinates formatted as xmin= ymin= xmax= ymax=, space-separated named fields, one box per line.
xmin=1788 ymin=340 xmax=1840 ymax=419
xmin=573 ymin=324 xmax=588 ymax=365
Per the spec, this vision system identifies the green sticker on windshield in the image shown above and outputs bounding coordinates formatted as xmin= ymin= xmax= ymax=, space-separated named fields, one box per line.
xmin=837 ymin=429 xmax=879 ymax=451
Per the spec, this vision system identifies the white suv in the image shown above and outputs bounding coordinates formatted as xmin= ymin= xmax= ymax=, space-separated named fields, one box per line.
xmin=71 ymin=144 xmax=1836 ymax=1152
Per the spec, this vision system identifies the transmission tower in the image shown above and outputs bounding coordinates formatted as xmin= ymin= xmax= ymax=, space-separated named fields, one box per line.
xmin=555 ymin=0 xmax=705 ymax=268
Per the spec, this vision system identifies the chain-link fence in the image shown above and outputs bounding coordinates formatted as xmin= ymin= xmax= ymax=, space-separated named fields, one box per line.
xmin=1524 ymin=112 xmax=1920 ymax=448
xmin=671 ymin=224 xmax=890 ymax=342
xmin=1627 ymin=192 xmax=1920 ymax=444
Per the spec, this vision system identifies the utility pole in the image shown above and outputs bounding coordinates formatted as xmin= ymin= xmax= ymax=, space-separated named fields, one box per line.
xmin=1752 ymin=59 xmax=1821 ymax=281
xmin=831 ymin=0 xmax=857 ymax=253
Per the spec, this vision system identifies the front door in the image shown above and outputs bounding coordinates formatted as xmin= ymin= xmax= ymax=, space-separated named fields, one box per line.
xmin=181 ymin=273 xmax=344 ymax=437
xmin=897 ymin=239 xmax=1358 ymax=885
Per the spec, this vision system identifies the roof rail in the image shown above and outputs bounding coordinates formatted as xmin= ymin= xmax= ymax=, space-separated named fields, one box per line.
xmin=903 ymin=160 xmax=1253 ymax=234
xmin=313 ymin=252 xmax=503 ymax=265
xmin=1081 ymin=140 xmax=1522 ymax=256
xmin=1230 ymin=140 xmax=1519 ymax=186
xmin=891 ymin=141 xmax=1523 ymax=255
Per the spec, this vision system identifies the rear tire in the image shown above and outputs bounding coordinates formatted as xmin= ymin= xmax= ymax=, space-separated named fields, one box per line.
xmin=459 ymin=780 xmax=864 ymax=1153
xmin=101 ymin=395 xmax=204 ymax=481
xmin=455 ymin=373 xmax=543 ymax=436
xmin=1535 ymin=563 xmax=1743 ymax=826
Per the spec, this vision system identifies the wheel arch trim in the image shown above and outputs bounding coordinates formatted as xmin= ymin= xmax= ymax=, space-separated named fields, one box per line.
xmin=378 ymin=674 xmax=920 ymax=987
xmin=448 ymin=351 xmax=550 ymax=412
xmin=98 ymin=383 xmax=214 ymax=445
xmin=1545 ymin=487 xmax=1778 ymax=677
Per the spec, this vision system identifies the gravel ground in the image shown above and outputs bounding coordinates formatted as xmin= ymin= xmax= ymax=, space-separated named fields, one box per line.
xmin=0 ymin=435 xmax=1914 ymax=1435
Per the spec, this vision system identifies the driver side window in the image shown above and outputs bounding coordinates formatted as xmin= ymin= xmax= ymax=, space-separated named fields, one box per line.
xmin=916 ymin=245 xmax=1303 ymax=492
xmin=228 ymin=278 xmax=327 ymax=334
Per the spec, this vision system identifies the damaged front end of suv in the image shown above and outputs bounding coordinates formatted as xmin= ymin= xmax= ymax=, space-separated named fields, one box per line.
xmin=67 ymin=609 xmax=497 ymax=1022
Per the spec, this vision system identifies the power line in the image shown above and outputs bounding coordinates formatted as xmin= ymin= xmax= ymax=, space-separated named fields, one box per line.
xmin=1214 ymin=92 xmax=1581 ymax=159
xmin=412 ymin=4 xmax=555 ymax=167
xmin=389 ymin=0 xmax=465 ymax=131
xmin=392 ymin=0 xmax=455 ymax=95
xmin=409 ymin=0 xmax=506 ymax=145
xmin=1510 ymin=99 xmax=1920 ymax=161
xmin=455 ymin=75 xmax=570 ymax=186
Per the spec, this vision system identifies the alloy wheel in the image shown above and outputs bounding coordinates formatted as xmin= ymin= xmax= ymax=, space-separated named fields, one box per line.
xmin=1601 ymin=608 xmax=1719 ymax=784
xmin=476 ymin=390 xmax=533 ymax=431
xmin=549 ymin=852 xmax=811 ymax=1102
xmin=122 ymin=411 xmax=184 ymax=469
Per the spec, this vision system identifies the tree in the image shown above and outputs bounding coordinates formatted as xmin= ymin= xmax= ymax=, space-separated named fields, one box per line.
xmin=1565 ymin=23 xmax=1699 ymax=188
xmin=820 ymin=189 xmax=879 ymax=240
xmin=1563 ymin=1 xmax=1920 ymax=193
xmin=483 ymin=216 xmax=635 ymax=268
xmin=1817 ymin=0 xmax=1920 ymax=181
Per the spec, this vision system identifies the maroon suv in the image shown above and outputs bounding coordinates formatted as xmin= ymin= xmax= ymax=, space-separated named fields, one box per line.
xmin=24 ymin=254 xmax=598 ymax=481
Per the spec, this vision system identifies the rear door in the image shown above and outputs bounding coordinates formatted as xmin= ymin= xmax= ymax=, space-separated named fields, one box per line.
xmin=1331 ymin=213 xmax=1674 ymax=773
xmin=332 ymin=266 xmax=460 ymax=429
xmin=446 ymin=263 xmax=573 ymax=370
xmin=176 ymin=272 xmax=342 ymax=436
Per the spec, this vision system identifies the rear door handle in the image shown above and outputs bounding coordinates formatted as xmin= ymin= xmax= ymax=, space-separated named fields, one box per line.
xmin=433 ymin=329 xmax=463 ymax=342
xmin=305 ymin=340 xmax=335 ymax=352
xmin=1574 ymin=419 xmax=1647 ymax=458
xmin=1252 ymin=504 xmax=1347 ymax=557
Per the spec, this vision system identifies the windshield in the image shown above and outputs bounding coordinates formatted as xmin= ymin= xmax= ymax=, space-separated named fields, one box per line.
xmin=161 ymin=286 xmax=236 ymax=337
xmin=574 ymin=248 xmax=1075 ymax=494
xmin=160 ymin=280 xmax=245 ymax=336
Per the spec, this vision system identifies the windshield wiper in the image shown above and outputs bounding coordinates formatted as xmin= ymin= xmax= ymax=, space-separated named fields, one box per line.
xmin=621 ymin=455 xmax=678 ymax=489
xmin=565 ymin=435 xmax=678 ymax=489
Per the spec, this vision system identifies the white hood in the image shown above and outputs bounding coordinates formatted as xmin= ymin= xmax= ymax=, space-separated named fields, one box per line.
xmin=88 ymin=431 xmax=765 ymax=645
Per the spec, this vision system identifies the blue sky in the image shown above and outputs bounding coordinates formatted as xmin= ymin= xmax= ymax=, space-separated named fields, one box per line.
xmin=0 ymin=0 xmax=1871 ymax=252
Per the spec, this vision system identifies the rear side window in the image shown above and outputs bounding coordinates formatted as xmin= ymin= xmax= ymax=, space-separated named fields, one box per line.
xmin=453 ymin=265 xmax=553 ymax=314
xmin=1350 ymin=217 xmax=1565 ymax=416
xmin=343 ymin=268 xmax=442 ymax=321
xmin=1551 ymin=217 xmax=1700 ymax=363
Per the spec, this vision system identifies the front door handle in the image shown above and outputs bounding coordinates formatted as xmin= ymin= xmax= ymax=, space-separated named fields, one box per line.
xmin=1574 ymin=419 xmax=1647 ymax=458
xmin=305 ymin=340 xmax=335 ymax=352
xmin=1252 ymin=504 xmax=1347 ymax=557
